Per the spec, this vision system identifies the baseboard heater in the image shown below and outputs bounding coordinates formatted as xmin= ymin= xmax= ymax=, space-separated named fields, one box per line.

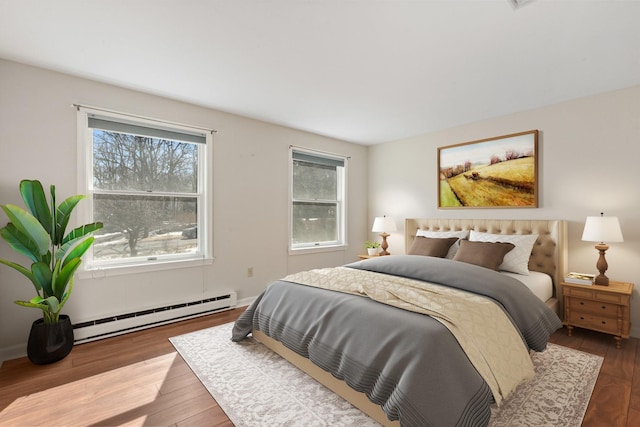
xmin=73 ymin=292 xmax=237 ymax=344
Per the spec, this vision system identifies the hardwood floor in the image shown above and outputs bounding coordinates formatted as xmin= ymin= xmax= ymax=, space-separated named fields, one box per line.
xmin=0 ymin=306 xmax=638 ymax=426
xmin=549 ymin=326 xmax=640 ymax=427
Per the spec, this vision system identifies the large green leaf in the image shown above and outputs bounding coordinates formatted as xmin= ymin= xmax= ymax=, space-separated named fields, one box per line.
xmin=60 ymin=276 xmax=73 ymax=309
xmin=49 ymin=185 xmax=57 ymax=246
xmin=55 ymin=195 xmax=86 ymax=245
xmin=31 ymin=262 xmax=52 ymax=296
xmin=41 ymin=296 xmax=60 ymax=315
xmin=16 ymin=296 xmax=60 ymax=318
xmin=1 ymin=205 xmax=50 ymax=257
xmin=0 ymin=223 xmax=45 ymax=263
xmin=61 ymin=222 xmax=103 ymax=246
xmin=53 ymin=257 xmax=81 ymax=300
xmin=19 ymin=180 xmax=51 ymax=233
xmin=15 ymin=297 xmax=49 ymax=312
xmin=57 ymin=236 xmax=95 ymax=265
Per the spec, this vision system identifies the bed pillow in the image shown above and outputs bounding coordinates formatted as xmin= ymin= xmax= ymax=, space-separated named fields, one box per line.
xmin=415 ymin=229 xmax=469 ymax=259
xmin=469 ymin=231 xmax=538 ymax=275
xmin=407 ymin=237 xmax=459 ymax=258
xmin=453 ymin=240 xmax=515 ymax=271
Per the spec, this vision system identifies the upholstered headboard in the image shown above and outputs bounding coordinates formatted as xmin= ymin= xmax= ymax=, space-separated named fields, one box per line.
xmin=405 ymin=218 xmax=568 ymax=313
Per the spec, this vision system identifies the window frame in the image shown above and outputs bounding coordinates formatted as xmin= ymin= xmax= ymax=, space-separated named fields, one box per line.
xmin=289 ymin=147 xmax=348 ymax=253
xmin=76 ymin=106 xmax=213 ymax=275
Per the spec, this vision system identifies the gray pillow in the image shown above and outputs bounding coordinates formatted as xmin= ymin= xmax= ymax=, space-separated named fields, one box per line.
xmin=453 ymin=240 xmax=515 ymax=271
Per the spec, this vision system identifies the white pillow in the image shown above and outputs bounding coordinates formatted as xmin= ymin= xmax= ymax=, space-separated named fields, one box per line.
xmin=469 ymin=230 xmax=538 ymax=275
xmin=415 ymin=229 xmax=469 ymax=259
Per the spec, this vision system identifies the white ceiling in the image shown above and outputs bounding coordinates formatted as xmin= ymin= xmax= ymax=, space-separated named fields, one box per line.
xmin=1 ymin=0 xmax=639 ymax=145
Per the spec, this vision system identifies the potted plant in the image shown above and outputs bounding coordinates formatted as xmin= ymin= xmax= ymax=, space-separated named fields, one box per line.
xmin=0 ymin=180 xmax=103 ymax=364
xmin=365 ymin=240 xmax=380 ymax=256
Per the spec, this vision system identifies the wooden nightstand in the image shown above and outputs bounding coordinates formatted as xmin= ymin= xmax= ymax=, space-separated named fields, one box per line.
xmin=358 ymin=254 xmax=380 ymax=260
xmin=562 ymin=280 xmax=633 ymax=348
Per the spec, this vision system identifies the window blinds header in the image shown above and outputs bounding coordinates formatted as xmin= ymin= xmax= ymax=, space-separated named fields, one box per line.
xmin=88 ymin=116 xmax=207 ymax=144
xmin=292 ymin=150 xmax=345 ymax=168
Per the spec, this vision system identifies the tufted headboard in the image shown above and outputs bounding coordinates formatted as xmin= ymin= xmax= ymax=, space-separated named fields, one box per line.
xmin=405 ymin=218 xmax=568 ymax=314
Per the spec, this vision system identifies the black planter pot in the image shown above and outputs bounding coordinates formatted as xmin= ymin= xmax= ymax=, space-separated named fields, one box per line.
xmin=27 ymin=314 xmax=74 ymax=365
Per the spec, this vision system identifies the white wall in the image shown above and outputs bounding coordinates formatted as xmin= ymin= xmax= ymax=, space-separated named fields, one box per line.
xmin=369 ymin=84 xmax=640 ymax=336
xmin=3 ymin=58 xmax=637 ymax=361
xmin=0 ymin=59 xmax=369 ymax=361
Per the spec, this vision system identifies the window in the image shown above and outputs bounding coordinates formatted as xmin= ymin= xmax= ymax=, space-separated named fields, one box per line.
xmin=290 ymin=148 xmax=347 ymax=250
xmin=77 ymin=107 xmax=211 ymax=270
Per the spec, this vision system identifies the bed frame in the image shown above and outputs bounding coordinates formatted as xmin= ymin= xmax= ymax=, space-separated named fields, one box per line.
xmin=255 ymin=218 xmax=567 ymax=427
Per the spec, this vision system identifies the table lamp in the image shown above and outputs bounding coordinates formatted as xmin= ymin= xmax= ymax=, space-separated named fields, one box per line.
xmin=581 ymin=213 xmax=624 ymax=286
xmin=372 ymin=216 xmax=397 ymax=256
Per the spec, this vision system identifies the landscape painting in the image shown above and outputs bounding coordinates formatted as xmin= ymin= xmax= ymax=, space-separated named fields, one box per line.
xmin=438 ymin=130 xmax=538 ymax=208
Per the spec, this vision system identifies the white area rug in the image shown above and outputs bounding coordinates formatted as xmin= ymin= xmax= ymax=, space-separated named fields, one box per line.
xmin=170 ymin=322 xmax=602 ymax=427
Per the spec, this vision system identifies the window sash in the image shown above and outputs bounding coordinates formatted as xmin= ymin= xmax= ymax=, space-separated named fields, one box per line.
xmin=291 ymin=201 xmax=340 ymax=247
xmin=90 ymin=192 xmax=202 ymax=265
xmin=92 ymin=130 xmax=200 ymax=194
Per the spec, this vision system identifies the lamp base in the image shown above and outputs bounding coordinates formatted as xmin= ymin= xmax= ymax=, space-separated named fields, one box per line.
xmin=594 ymin=243 xmax=610 ymax=286
xmin=594 ymin=274 xmax=609 ymax=286
xmin=379 ymin=232 xmax=391 ymax=256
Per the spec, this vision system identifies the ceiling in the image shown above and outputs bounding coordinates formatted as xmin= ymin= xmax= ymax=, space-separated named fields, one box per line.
xmin=1 ymin=1 xmax=639 ymax=145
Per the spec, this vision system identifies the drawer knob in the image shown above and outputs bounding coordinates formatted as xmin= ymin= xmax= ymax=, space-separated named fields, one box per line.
xmin=601 ymin=321 xmax=607 ymax=325
xmin=579 ymin=302 xmax=585 ymax=305
xmin=580 ymin=316 xmax=585 ymax=320
xmin=601 ymin=305 xmax=607 ymax=309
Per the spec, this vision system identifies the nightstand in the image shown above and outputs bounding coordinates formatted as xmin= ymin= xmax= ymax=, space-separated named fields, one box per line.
xmin=358 ymin=254 xmax=380 ymax=260
xmin=561 ymin=280 xmax=633 ymax=348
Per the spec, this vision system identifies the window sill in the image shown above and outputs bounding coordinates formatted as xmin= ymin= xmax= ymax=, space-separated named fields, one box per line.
xmin=288 ymin=245 xmax=346 ymax=256
xmin=78 ymin=256 xmax=214 ymax=279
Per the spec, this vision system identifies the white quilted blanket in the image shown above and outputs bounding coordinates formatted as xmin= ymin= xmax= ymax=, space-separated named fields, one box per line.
xmin=283 ymin=266 xmax=535 ymax=405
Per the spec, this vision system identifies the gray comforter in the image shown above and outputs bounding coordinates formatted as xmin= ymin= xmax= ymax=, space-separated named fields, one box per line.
xmin=232 ymin=255 xmax=562 ymax=427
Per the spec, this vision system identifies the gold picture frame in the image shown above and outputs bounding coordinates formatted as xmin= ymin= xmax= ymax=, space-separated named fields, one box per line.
xmin=438 ymin=130 xmax=538 ymax=208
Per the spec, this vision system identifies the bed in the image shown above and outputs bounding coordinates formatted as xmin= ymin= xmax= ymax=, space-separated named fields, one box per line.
xmin=232 ymin=219 xmax=567 ymax=427
xmin=404 ymin=218 xmax=567 ymax=316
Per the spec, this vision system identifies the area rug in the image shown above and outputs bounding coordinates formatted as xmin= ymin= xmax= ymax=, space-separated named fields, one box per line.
xmin=170 ymin=322 xmax=602 ymax=427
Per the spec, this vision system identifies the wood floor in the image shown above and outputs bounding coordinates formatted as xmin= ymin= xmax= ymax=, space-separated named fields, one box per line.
xmin=0 ymin=306 xmax=638 ymax=426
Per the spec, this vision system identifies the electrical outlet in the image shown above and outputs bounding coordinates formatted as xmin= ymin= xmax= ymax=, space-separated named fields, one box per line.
xmin=247 ymin=267 xmax=254 ymax=277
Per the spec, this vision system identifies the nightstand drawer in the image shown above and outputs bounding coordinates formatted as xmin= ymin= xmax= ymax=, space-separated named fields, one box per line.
xmin=565 ymin=287 xmax=597 ymax=299
xmin=568 ymin=297 xmax=618 ymax=317
xmin=563 ymin=285 xmax=629 ymax=304
xmin=567 ymin=311 xmax=619 ymax=334
xmin=594 ymin=291 xmax=627 ymax=304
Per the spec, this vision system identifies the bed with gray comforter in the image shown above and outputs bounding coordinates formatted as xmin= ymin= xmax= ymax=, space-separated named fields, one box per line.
xmin=232 ymin=255 xmax=562 ymax=427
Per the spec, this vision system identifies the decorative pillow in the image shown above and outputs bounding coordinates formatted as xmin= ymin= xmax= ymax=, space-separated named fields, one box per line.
xmin=469 ymin=231 xmax=538 ymax=275
xmin=453 ymin=240 xmax=516 ymax=271
xmin=415 ymin=229 xmax=469 ymax=259
xmin=407 ymin=237 xmax=459 ymax=258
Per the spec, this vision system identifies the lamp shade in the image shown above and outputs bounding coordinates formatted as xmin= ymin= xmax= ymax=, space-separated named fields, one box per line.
xmin=581 ymin=215 xmax=624 ymax=243
xmin=372 ymin=216 xmax=397 ymax=233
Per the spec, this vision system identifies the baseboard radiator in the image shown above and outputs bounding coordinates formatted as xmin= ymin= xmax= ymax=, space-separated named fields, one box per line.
xmin=73 ymin=292 xmax=237 ymax=344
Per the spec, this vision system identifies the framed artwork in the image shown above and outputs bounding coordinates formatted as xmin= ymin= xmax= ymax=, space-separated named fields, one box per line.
xmin=438 ymin=130 xmax=538 ymax=208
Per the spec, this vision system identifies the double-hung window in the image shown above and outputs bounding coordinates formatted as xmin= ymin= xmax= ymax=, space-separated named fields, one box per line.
xmin=77 ymin=107 xmax=212 ymax=270
xmin=290 ymin=148 xmax=347 ymax=251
